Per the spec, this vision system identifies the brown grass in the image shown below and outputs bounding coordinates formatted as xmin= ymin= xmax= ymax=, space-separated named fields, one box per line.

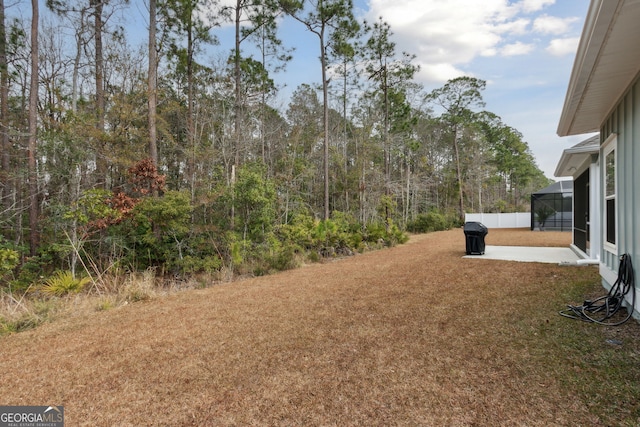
xmin=1 ymin=228 xmax=639 ymax=426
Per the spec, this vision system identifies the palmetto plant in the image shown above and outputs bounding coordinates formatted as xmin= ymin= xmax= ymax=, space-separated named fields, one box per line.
xmin=535 ymin=204 xmax=556 ymax=230
xmin=41 ymin=271 xmax=91 ymax=296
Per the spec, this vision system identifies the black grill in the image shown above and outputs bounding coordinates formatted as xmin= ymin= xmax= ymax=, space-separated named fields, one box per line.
xmin=463 ymin=222 xmax=488 ymax=255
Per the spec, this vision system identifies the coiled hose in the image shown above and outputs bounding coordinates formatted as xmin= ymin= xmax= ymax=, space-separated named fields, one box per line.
xmin=560 ymin=253 xmax=636 ymax=326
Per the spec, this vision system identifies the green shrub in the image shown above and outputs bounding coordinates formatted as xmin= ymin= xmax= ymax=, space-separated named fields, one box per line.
xmin=226 ymin=231 xmax=302 ymax=276
xmin=311 ymin=219 xmax=339 ymax=250
xmin=233 ymin=163 xmax=277 ymax=241
xmin=229 ymin=234 xmax=245 ymax=268
xmin=363 ymin=221 xmax=386 ymax=243
xmin=0 ymin=248 xmax=19 ymax=282
xmin=261 ymin=233 xmax=301 ymax=272
xmin=266 ymin=246 xmax=300 ymax=272
xmin=10 ymin=253 xmax=54 ymax=293
xmin=170 ymin=255 xmax=223 ymax=275
xmin=41 ymin=271 xmax=91 ymax=296
xmin=275 ymin=211 xmax=314 ymax=249
xmin=112 ymin=190 xmax=194 ymax=272
xmin=386 ymin=221 xmax=409 ymax=245
xmin=362 ymin=220 xmax=408 ymax=247
xmin=407 ymin=211 xmax=452 ymax=233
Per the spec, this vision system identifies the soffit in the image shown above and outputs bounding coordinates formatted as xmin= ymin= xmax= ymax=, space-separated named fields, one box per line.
xmin=554 ymin=134 xmax=600 ymax=177
xmin=557 ymin=0 xmax=640 ymax=136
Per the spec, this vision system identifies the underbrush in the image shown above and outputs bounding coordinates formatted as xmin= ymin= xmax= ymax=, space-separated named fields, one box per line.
xmin=0 ymin=213 xmax=409 ymax=335
xmin=0 ymin=160 xmax=419 ymax=335
xmin=0 ymin=290 xmax=61 ymax=334
xmin=406 ymin=210 xmax=459 ymax=233
xmin=0 ymin=268 xmax=211 ymax=335
xmin=0 ymin=162 xmax=416 ymax=334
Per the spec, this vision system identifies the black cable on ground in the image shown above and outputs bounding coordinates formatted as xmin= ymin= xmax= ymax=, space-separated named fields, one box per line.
xmin=559 ymin=253 xmax=636 ymax=326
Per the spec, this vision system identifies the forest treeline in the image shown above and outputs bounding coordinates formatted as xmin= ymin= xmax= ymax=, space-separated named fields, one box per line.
xmin=0 ymin=0 xmax=551 ymax=290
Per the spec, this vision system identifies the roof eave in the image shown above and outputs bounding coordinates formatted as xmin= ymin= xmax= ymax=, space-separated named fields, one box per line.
xmin=554 ymin=135 xmax=600 ymax=177
xmin=557 ymin=0 xmax=624 ymax=137
xmin=554 ymin=151 xmax=594 ymax=177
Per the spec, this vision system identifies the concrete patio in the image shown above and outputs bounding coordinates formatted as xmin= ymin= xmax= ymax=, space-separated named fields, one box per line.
xmin=463 ymin=245 xmax=581 ymax=264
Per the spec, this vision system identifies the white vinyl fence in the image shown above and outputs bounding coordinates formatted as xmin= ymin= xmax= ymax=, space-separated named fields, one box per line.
xmin=464 ymin=212 xmax=530 ymax=229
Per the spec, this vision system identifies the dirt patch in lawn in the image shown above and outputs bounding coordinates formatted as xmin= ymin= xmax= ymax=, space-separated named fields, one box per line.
xmin=1 ymin=228 xmax=639 ymax=426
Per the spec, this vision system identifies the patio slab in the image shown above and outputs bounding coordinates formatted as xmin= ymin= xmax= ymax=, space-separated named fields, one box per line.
xmin=463 ymin=245 xmax=580 ymax=264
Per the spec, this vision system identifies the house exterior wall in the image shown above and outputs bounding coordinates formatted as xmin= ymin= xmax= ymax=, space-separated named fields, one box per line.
xmin=600 ymin=73 xmax=640 ymax=315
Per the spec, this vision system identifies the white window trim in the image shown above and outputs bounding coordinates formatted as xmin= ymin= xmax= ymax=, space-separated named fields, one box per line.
xmin=602 ymin=133 xmax=617 ymax=255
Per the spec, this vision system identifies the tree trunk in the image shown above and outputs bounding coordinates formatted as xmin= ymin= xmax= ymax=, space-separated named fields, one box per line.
xmin=28 ymin=0 xmax=39 ymax=255
xmin=71 ymin=8 xmax=87 ymax=113
xmin=0 ymin=0 xmax=9 ymax=211
xmin=260 ymin=22 xmax=266 ymax=165
xmin=231 ymin=0 xmax=242 ymax=229
xmin=93 ymin=0 xmax=104 ymax=130
xmin=405 ymin=161 xmax=410 ymax=225
xmin=148 ymin=0 xmax=158 ymax=166
xmin=187 ymin=21 xmax=196 ymax=199
xmin=91 ymin=0 xmax=106 ymax=186
xmin=320 ymin=30 xmax=330 ymax=221
xmin=382 ymin=64 xmax=391 ymax=227
xmin=453 ymin=124 xmax=464 ymax=222
xmin=234 ymin=0 xmax=242 ymax=168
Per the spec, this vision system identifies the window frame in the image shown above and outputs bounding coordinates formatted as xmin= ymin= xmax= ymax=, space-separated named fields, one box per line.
xmin=602 ymin=134 xmax=617 ymax=254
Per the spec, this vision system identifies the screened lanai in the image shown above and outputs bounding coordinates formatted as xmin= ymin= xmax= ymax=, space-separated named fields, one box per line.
xmin=530 ymin=181 xmax=573 ymax=231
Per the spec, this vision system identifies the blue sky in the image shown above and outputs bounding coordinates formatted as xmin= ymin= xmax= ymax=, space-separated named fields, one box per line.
xmin=272 ymin=0 xmax=593 ymax=180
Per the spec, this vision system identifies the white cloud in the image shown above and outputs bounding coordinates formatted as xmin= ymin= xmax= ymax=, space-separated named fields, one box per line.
xmin=518 ymin=0 xmax=555 ymax=13
xmin=546 ymin=37 xmax=579 ymax=56
xmin=418 ymin=62 xmax=467 ymax=84
xmin=352 ymin=0 xmax=588 ymax=179
xmin=494 ymin=18 xmax=531 ymax=36
xmin=362 ymin=0 xmax=585 ymax=86
xmin=365 ymin=0 xmax=531 ymax=81
xmin=533 ymin=14 xmax=579 ymax=35
xmin=481 ymin=48 xmax=498 ymax=57
xmin=500 ymin=41 xmax=535 ymax=56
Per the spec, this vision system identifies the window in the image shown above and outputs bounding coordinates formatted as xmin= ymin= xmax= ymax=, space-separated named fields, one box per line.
xmin=603 ymin=135 xmax=617 ymax=251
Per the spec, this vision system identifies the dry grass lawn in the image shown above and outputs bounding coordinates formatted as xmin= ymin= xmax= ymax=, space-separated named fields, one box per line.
xmin=1 ymin=228 xmax=640 ymax=426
